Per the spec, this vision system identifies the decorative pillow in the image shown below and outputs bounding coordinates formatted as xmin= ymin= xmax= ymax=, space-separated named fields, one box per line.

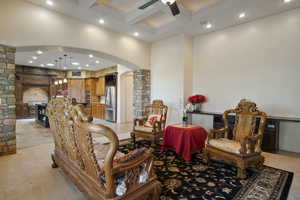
xmin=144 ymin=114 xmax=163 ymax=127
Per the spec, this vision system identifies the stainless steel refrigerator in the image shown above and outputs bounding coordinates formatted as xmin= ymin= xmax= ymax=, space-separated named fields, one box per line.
xmin=105 ymin=86 xmax=117 ymax=122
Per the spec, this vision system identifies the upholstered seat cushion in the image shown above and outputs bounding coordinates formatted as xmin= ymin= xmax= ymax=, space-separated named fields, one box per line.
xmin=208 ymin=138 xmax=241 ymax=154
xmin=134 ymin=125 xmax=153 ymax=133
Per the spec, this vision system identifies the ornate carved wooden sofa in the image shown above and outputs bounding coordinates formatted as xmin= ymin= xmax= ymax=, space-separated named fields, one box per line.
xmin=46 ymin=98 xmax=161 ymax=200
xmin=204 ymin=100 xmax=267 ymax=179
xmin=131 ymin=100 xmax=168 ymax=146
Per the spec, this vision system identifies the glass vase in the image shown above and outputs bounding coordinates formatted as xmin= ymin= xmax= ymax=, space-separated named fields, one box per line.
xmin=194 ymin=103 xmax=202 ymax=112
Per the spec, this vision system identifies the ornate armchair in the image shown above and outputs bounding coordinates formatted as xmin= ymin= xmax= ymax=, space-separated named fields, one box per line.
xmin=204 ymin=100 xmax=267 ymax=179
xmin=131 ymin=100 xmax=168 ymax=146
xmin=46 ymin=98 xmax=161 ymax=200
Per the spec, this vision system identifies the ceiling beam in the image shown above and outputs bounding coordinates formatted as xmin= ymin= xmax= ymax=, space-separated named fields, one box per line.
xmin=126 ymin=1 xmax=164 ymax=25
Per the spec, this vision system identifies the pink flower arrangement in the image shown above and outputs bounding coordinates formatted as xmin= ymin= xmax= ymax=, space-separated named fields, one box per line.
xmin=188 ymin=94 xmax=207 ymax=104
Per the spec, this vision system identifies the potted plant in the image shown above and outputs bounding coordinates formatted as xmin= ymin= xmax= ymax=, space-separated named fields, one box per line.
xmin=187 ymin=94 xmax=207 ymax=112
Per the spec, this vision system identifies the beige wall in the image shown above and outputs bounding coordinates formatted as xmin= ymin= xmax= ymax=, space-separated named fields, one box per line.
xmin=193 ymin=8 xmax=300 ymax=117
xmin=0 ymin=0 xmax=150 ymax=69
xmin=151 ymin=35 xmax=193 ymax=124
xmin=150 ymin=8 xmax=300 ymax=152
xmin=193 ymin=8 xmax=300 ymax=152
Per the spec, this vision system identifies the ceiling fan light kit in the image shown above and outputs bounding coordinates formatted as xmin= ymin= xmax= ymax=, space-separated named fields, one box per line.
xmin=139 ymin=0 xmax=180 ymax=16
xmin=161 ymin=0 xmax=176 ymax=5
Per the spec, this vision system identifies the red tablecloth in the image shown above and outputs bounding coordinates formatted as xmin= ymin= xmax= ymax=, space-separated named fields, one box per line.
xmin=162 ymin=124 xmax=208 ymax=161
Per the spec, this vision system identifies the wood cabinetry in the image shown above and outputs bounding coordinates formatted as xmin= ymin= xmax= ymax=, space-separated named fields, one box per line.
xmin=84 ymin=108 xmax=92 ymax=116
xmin=95 ymin=77 xmax=105 ymax=96
xmin=85 ymin=78 xmax=105 ymax=119
xmin=16 ymin=103 xmax=29 ymax=119
xmin=91 ymin=104 xmax=106 ymax=119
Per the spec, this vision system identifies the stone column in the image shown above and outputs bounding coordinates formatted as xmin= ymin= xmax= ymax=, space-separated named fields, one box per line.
xmin=133 ymin=69 xmax=151 ymax=117
xmin=0 ymin=44 xmax=16 ymax=156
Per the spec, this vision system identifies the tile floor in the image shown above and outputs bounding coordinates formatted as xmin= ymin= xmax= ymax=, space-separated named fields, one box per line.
xmin=0 ymin=119 xmax=299 ymax=200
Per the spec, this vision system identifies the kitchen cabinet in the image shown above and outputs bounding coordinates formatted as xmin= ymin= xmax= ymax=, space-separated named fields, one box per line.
xmin=85 ymin=78 xmax=96 ymax=93
xmin=92 ymin=104 xmax=106 ymax=119
xmin=96 ymin=77 xmax=105 ymax=96
xmin=84 ymin=108 xmax=92 ymax=116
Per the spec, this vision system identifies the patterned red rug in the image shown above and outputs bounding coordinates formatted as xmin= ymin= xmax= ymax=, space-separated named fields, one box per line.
xmin=119 ymin=140 xmax=293 ymax=200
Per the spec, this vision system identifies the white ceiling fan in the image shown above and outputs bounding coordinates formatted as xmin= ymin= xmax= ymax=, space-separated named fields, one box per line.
xmin=138 ymin=0 xmax=180 ymax=16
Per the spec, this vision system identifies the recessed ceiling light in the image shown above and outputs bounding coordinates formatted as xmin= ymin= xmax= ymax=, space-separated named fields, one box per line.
xmin=86 ymin=64 xmax=89 ymax=67
xmin=283 ymin=0 xmax=292 ymax=3
xmin=63 ymin=67 xmax=66 ymax=70
xmin=89 ymin=54 xmax=94 ymax=58
xmin=47 ymin=63 xmax=54 ymax=67
xmin=46 ymin=0 xmax=54 ymax=6
xmin=99 ymin=19 xmax=104 ymax=24
xmin=32 ymin=56 xmax=38 ymax=60
xmin=78 ymin=67 xmax=82 ymax=70
xmin=72 ymin=62 xmax=80 ymax=66
xmin=134 ymin=32 xmax=139 ymax=37
xmin=28 ymin=60 xmax=33 ymax=64
xmin=205 ymin=23 xmax=212 ymax=29
xmin=96 ymin=60 xmax=100 ymax=64
xmin=37 ymin=50 xmax=43 ymax=55
xmin=238 ymin=12 xmax=246 ymax=19
xmin=40 ymin=64 xmax=45 ymax=67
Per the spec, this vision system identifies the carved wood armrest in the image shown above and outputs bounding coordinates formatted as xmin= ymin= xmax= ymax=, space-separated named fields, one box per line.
xmin=134 ymin=117 xmax=147 ymax=127
xmin=208 ymin=128 xmax=227 ymax=140
xmin=239 ymin=135 xmax=263 ymax=154
xmin=112 ymin=149 xmax=153 ymax=173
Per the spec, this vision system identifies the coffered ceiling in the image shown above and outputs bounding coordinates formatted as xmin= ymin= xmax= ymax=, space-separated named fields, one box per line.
xmin=25 ymin=0 xmax=300 ymax=42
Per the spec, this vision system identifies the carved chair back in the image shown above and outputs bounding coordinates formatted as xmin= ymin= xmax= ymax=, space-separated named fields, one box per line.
xmin=144 ymin=100 xmax=168 ymax=127
xmin=223 ymin=101 xmax=267 ymax=143
xmin=47 ymin=98 xmax=118 ymax=194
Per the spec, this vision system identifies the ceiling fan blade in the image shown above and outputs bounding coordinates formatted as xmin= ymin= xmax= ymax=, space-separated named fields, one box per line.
xmin=168 ymin=1 xmax=180 ymax=16
xmin=139 ymin=0 xmax=160 ymax=9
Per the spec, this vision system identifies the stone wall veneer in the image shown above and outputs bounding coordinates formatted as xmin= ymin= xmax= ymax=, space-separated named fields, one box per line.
xmin=0 ymin=44 xmax=16 ymax=156
xmin=133 ymin=69 xmax=151 ymax=117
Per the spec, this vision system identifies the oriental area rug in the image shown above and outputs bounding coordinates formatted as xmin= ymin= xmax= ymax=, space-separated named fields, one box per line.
xmin=118 ymin=140 xmax=293 ymax=200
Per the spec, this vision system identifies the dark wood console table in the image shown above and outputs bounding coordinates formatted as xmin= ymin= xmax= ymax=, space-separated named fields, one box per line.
xmin=187 ymin=111 xmax=300 ymax=153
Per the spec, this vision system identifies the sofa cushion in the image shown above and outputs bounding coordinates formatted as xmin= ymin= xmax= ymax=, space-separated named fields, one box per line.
xmin=134 ymin=125 xmax=153 ymax=133
xmin=209 ymin=138 xmax=241 ymax=154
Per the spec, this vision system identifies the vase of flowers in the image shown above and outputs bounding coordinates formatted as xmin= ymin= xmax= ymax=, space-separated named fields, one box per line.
xmin=188 ymin=94 xmax=207 ymax=112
